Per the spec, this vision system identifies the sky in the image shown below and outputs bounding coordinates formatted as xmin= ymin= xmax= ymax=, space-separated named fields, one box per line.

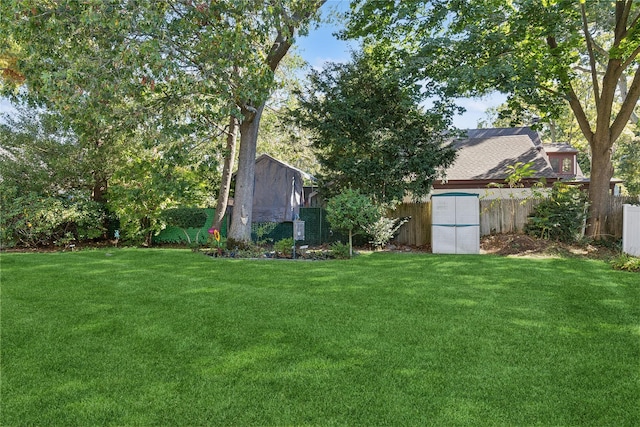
xmin=0 ymin=1 xmax=504 ymax=129
xmin=0 ymin=98 xmax=13 ymax=117
xmin=295 ymin=0 xmax=506 ymax=130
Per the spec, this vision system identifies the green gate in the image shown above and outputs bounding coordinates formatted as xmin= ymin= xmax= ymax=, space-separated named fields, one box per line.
xmin=251 ymin=208 xmax=335 ymax=246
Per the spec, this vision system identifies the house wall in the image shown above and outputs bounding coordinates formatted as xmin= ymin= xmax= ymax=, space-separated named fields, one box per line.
xmin=252 ymin=158 xmax=304 ymax=222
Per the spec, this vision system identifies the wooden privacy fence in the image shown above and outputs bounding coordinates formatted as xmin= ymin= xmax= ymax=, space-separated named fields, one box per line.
xmin=392 ymin=203 xmax=432 ymax=246
xmin=391 ymin=196 xmax=638 ymax=246
xmin=479 ymin=198 xmax=541 ymax=236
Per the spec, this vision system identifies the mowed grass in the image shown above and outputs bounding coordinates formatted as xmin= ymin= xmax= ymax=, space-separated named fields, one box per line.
xmin=1 ymin=249 xmax=639 ymax=426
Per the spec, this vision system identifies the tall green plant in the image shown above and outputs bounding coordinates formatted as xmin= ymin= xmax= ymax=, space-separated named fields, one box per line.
xmin=326 ymin=189 xmax=379 ymax=257
xmin=294 ymin=50 xmax=458 ymax=204
xmin=0 ymin=185 xmax=104 ymax=248
xmin=107 ymin=125 xmax=215 ymax=246
xmin=526 ymin=182 xmax=589 ymax=243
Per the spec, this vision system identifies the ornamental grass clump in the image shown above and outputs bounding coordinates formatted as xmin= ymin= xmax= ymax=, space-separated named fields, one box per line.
xmin=274 ymin=237 xmax=294 ymax=258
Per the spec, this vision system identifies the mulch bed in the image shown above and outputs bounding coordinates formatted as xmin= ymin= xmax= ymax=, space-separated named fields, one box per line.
xmin=2 ymin=233 xmax=621 ymax=261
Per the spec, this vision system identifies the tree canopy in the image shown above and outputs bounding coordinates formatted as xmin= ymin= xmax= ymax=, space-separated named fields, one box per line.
xmin=1 ymin=0 xmax=325 ymax=245
xmin=295 ymin=51 xmax=458 ymax=204
xmin=345 ymin=0 xmax=640 ymax=238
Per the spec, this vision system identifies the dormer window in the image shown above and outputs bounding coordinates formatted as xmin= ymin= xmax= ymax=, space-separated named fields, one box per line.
xmin=549 ymin=154 xmax=575 ymax=176
xmin=544 ymin=143 xmax=578 ymax=177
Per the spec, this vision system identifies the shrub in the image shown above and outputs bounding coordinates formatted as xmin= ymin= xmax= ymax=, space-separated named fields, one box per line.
xmin=330 ymin=242 xmax=351 ymax=259
xmin=233 ymin=245 xmax=265 ymax=259
xmin=364 ymin=216 xmax=408 ymax=249
xmin=610 ymin=254 xmax=640 ymax=273
xmin=226 ymin=237 xmax=254 ymax=251
xmin=326 ymin=189 xmax=380 ymax=257
xmin=525 ymin=182 xmax=589 ymax=243
xmin=161 ymin=207 xmax=208 ymax=246
xmin=161 ymin=208 xmax=208 ymax=230
xmin=0 ymin=186 xmax=105 ymax=248
xmin=252 ymin=222 xmax=278 ymax=245
xmin=274 ymin=237 xmax=294 ymax=257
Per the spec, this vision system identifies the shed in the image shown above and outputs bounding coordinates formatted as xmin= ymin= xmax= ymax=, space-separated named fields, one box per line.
xmin=431 ymin=193 xmax=480 ymax=254
xmin=247 ymin=154 xmax=314 ymax=223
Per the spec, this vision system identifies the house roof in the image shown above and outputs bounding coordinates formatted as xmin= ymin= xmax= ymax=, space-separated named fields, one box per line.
xmin=434 ymin=127 xmax=623 ymax=191
xmin=464 ymin=127 xmax=543 ymax=146
xmin=231 ymin=154 xmax=316 ymax=182
xmin=543 ymin=143 xmax=579 ymax=153
xmin=443 ymin=133 xmax=557 ymax=182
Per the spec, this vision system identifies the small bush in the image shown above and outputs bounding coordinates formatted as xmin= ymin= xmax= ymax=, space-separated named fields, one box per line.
xmin=161 ymin=208 xmax=208 ymax=229
xmin=364 ymin=216 xmax=408 ymax=249
xmin=161 ymin=207 xmax=208 ymax=245
xmin=610 ymin=254 xmax=640 ymax=273
xmin=274 ymin=237 xmax=294 ymax=257
xmin=226 ymin=238 xmax=254 ymax=251
xmin=330 ymin=242 xmax=351 ymax=259
xmin=252 ymin=222 xmax=278 ymax=245
xmin=233 ymin=245 xmax=266 ymax=258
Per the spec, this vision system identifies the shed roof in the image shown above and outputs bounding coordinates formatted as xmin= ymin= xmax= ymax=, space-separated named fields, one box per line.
xmin=255 ymin=154 xmax=315 ymax=182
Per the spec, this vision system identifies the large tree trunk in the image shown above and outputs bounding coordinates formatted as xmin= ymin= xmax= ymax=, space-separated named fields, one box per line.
xmin=228 ymin=105 xmax=265 ymax=242
xmin=91 ymin=175 xmax=108 ymax=204
xmin=587 ymin=132 xmax=615 ymax=238
xmin=225 ymin=2 xmax=326 ymax=244
xmin=212 ymin=115 xmax=238 ymax=232
xmin=555 ymin=3 xmax=640 ymax=240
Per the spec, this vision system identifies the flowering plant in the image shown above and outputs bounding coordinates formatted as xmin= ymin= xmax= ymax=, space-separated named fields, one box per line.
xmin=208 ymin=227 xmax=222 ymax=255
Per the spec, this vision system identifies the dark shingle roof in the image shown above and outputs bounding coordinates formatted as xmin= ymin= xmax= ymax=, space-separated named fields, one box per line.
xmin=464 ymin=127 xmax=543 ymax=146
xmin=543 ymin=143 xmax=579 ymax=153
xmin=444 ymin=130 xmax=557 ymax=181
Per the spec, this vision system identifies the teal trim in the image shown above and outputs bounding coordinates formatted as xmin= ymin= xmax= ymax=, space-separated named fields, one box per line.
xmin=433 ymin=224 xmax=479 ymax=227
xmin=431 ymin=192 xmax=479 ymax=198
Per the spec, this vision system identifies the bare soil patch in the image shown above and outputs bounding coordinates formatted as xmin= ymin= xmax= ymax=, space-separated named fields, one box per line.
xmin=480 ymin=233 xmax=620 ymax=260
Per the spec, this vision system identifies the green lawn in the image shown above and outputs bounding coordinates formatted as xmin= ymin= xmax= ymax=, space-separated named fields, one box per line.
xmin=1 ymin=249 xmax=639 ymax=426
